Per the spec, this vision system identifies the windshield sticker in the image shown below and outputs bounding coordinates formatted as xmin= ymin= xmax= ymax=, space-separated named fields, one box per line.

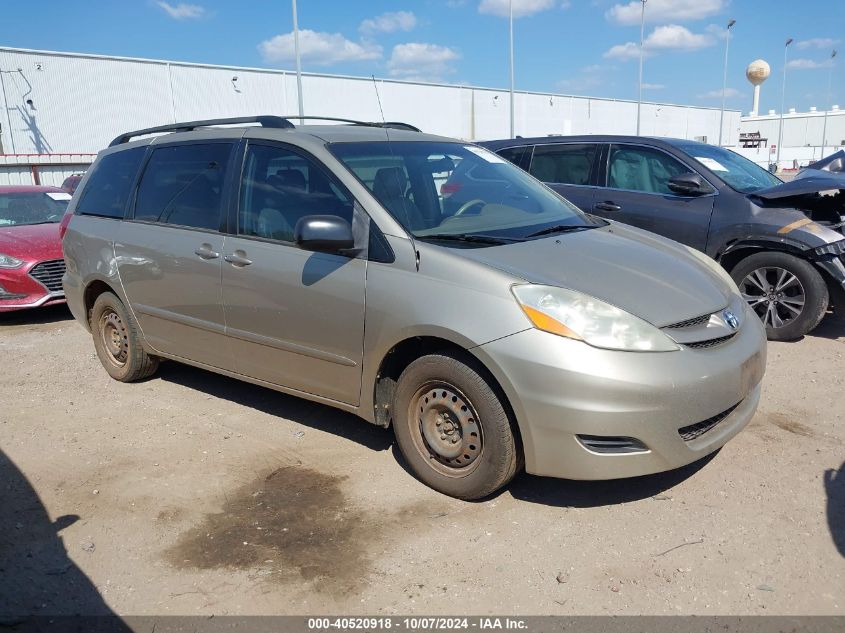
xmin=464 ymin=146 xmax=506 ymax=164
xmin=695 ymin=157 xmax=728 ymax=172
xmin=46 ymin=192 xmax=72 ymax=201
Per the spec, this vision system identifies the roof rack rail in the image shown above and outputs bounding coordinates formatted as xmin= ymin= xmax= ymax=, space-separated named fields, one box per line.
xmin=108 ymin=115 xmax=294 ymax=146
xmin=280 ymin=116 xmax=422 ymax=133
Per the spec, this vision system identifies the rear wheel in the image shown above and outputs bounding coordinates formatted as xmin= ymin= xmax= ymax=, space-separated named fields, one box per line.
xmin=392 ymin=353 xmax=520 ymax=500
xmin=91 ymin=292 xmax=159 ymax=382
xmin=731 ymin=252 xmax=828 ymax=341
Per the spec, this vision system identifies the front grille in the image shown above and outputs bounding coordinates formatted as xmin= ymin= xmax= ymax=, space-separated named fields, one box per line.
xmin=29 ymin=259 xmax=66 ymax=294
xmin=685 ymin=333 xmax=736 ymax=349
xmin=664 ymin=313 xmax=711 ymax=329
xmin=678 ymin=402 xmax=740 ymax=441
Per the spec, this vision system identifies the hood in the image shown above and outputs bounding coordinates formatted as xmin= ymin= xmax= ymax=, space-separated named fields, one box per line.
xmin=803 ymin=149 xmax=845 ymax=174
xmin=753 ymin=174 xmax=845 ymax=199
xmin=456 ymin=223 xmax=733 ymax=328
xmin=0 ymin=223 xmax=63 ymax=262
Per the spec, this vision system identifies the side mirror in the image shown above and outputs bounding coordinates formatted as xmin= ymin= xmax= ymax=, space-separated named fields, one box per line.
xmin=667 ymin=172 xmax=710 ymax=196
xmin=294 ymin=215 xmax=355 ymax=253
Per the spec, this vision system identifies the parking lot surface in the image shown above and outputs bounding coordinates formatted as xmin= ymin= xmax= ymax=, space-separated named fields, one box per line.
xmin=1 ymin=305 xmax=843 ymax=616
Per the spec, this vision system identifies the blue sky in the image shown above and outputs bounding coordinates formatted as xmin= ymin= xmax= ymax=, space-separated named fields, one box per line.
xmin=2 ymin=0 xmax=842 ymax=113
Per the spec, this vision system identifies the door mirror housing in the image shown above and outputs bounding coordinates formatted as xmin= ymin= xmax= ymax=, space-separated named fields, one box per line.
xmin=294 ymin=215 xmax=356 ymax=253
xmin=667 ymin=172 xmax=710 ymax=196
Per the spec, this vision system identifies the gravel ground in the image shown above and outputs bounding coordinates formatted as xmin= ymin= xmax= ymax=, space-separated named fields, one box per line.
xmin=1 ymin=304 xmax=843 ymax=617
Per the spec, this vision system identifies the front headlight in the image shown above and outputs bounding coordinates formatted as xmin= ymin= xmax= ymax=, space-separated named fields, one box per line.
xmin=0 ymin=253 xmax=24 ymax=269
xmin=512 ymin=285 xmax=679 ymax=352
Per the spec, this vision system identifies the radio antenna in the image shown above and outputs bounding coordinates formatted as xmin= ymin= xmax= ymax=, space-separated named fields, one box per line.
xmin=371 ymin=74 xmax=386 ymax=124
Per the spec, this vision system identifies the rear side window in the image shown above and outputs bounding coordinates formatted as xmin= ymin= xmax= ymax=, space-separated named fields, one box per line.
xmin=134 ymin=143 xmax=232 ymax=231
xmin=496 ymin=146 xmax=528 ymax=169
xmin=75 ymin=147 xmax=145 ymax=219
xmin=529 ymin=144 xmax=597 ymax=185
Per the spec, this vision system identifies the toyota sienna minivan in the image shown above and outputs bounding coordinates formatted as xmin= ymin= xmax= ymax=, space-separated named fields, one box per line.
xmin=62 ymin=116 xmax=767 ymax=499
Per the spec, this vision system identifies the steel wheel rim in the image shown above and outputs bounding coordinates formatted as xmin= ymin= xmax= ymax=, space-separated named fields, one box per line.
xmin=99 ymin=309 xmax=129 ymax=368
xmin=408 ymin=382 xmax=483 ymax=478
xmin=740 ymin=266 xmax=805 ymax=330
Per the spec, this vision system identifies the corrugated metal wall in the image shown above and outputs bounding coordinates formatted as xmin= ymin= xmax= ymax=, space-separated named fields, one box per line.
xmin=0 ymin=47 xmax=742 ymax=158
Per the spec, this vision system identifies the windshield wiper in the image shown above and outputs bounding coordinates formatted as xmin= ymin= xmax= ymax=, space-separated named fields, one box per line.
xmin=417 ymin=233 xmax=521 ymax=245
xmin=525 ymin=224 xmax=597 ymax=238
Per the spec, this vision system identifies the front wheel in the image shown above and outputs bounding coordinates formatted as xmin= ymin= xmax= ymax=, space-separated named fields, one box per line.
xmin=392 ymin=353 xmax=520 ymax=500
xmin=731 ymin=252 xmax=829 ymax=341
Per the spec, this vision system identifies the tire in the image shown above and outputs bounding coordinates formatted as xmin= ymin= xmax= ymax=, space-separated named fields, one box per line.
xmin=90 ymin=291 xmax=159 ymax=382
xmin=392 ymin=352 xmax=520 ymax=500
xmin=730 ymin=251 xmax=829 ymax=341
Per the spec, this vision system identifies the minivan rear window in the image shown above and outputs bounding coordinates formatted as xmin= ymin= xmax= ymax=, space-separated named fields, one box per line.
xmin=75 ymin=147 xmax=145 ymax=219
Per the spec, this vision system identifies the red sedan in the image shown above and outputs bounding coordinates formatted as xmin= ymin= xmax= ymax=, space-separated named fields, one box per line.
xmin=0 ymin=185 xmax=72 ymax=312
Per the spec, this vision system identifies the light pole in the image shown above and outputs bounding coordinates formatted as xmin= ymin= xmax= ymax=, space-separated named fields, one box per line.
xmin=718 ymin=19 xmax=736 ymax=146
xmin=776 ymin=38 xmax=793 ymax=171
xmin=292 ymin=0 xmax=304 ymax=117
xmin=636 ymin=0 xmax=646 ymax=135
xmin=509 ymin=0 xmax=514 ymax=138
xmin=821 ymin=49 xmax=838 ymax=153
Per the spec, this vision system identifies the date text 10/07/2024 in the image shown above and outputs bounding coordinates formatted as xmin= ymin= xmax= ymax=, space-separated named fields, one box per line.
xmin=307 ymin=617 xmax=528 ymax=630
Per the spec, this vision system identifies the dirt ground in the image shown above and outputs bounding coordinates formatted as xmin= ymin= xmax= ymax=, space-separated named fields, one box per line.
xmin=1 ymin=304 xmax=843 ymax=617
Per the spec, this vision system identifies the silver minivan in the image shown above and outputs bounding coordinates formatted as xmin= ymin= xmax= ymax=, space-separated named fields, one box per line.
xmin=62 ymin=116 xmax=767 ymax=499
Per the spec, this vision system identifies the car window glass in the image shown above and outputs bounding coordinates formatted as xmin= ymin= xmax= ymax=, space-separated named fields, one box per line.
xmin=608 ymin=145 xmax=688 ymax=195
xmin=529 ymin=144 xmax=597 ymax=185
xmin=76 ymin=147 xmax=145 ymax=219
xmin=134 ymin=143 xmax=231 ymax=230
xmin=238 ymin=144 xmax=353 ymax=243
xmin=496 ymin=146 xmax=526 ymax=168
xmin=0 ymin=193 xmax=69 ymax=226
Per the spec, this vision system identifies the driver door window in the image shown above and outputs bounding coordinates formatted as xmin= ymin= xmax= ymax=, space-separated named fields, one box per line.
xmin=607 ymin=145 xmax=689 ymax=195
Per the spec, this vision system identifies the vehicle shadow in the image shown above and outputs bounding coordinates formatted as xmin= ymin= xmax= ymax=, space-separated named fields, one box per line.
xmin=825 ymin=461 xmax=845 ymax=558
xmin=156 ymin=362 xmax=393 ymax=453
xmin=0 ymin=448 xmax=129 ymax=626
xmin=809 ymin=310 xmax=845 ymax=341
xmin=0 ymin=304 xmax=74 ymax=327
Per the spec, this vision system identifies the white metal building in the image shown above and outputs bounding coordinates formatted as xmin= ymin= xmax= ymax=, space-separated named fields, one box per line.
xmin=0 ymin=46 xmax=742 ymax=185
xmin=737 ymin=108 xmax=845 ymax=168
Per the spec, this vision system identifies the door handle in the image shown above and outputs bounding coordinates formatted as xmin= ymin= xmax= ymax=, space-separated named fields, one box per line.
xmin=223 ymin=252 xmax=253 ymax=267
xmin=194 ymin=244 xmax=220 ymax=260
xmin=594 ymin=201 xmax=622 ymax=212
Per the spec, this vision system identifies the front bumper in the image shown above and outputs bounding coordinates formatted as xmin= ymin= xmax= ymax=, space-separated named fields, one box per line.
xmin=473 ymin=306 xmax=767 ymax=480
xmin=0 ymin=265 xmax=65 ymax=312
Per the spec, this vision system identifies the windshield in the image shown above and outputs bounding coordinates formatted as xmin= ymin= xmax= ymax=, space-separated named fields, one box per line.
xmin=678 ymin=143 xmax=782 ymax=193
xmin=330 ymin=141 xmax=602 ymax=244
xmin=0 ymin=192 xmax=71 ymax=226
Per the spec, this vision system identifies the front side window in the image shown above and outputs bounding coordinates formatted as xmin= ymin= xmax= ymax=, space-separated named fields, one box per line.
xmin=331 ymin=141 xmax=601 ymax=244
xmin=529 ymin=143 xmax=597 ymax=185
xmin=607 ymin=145 xmax=690 ymax=195
xmin=238 ymin=144 xmax=353 ymax=243
xmin=134 ymin=143 xmax=232 ymax=230
xmin=675 ymin=142 xmax=782 ymax=193
xmin=76 ymin=147 xmax=145 ymax=219
xmin=0 ymin=192 xmax=70 ymax=226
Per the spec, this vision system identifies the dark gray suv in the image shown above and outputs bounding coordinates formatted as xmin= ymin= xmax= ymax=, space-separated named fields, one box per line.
xmin=481 ymin=136 xmax=845 ymax=340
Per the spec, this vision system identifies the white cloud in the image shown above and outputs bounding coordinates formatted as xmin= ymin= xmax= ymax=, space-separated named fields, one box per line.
xmin=796 ymin=38 xmax=839 ymax=50
xmin=359 ymin=11 xmax=417 ymax=35
xmin=388 ymin=43 xmax=460 ymax=81
xmin=156 ymin=2 xmax=205 ymax=19
xmin=478 ymin=0 xmax=558 ymax=18
xmin=787 ymin=58 xmax=834 ymax=70
xmin=698 ymin=87 xmax=740 ymax=99
xmin=606 ymin=0 xmax=726 ymax=25
xmin=259 ymin=30 xmax=382 ymax=66
xmin=604 ymin=24 xmax=713 ymax=60
xmin=641 ymin=83 xmax=665 ymax=90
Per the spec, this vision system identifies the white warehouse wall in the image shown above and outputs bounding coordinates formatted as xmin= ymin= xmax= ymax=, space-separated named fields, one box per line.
xmin=0 ymin=47 xmax=741 ymax=156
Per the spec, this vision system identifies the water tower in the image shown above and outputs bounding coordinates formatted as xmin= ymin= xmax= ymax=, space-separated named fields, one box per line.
xmin=746 ymin=59 xmax=771 ymax=116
